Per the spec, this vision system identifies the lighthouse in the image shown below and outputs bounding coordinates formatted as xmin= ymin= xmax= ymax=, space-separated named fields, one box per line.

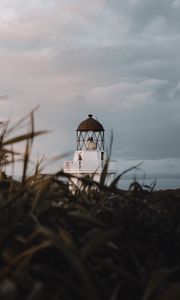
xmin=63 ymin=114 xmax=117 ymax=188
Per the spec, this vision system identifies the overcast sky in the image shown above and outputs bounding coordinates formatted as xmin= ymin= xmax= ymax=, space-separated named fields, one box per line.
xmin=0 ymin=0 xmax=180 ymax=175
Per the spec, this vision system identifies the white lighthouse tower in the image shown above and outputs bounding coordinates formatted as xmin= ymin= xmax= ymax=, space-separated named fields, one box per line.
xmin=63 ymin=114 xmax=117 ymax=188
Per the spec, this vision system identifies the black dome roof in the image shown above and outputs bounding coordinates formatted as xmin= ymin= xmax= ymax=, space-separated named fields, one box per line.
xmin=77 ymin=114 xmax=104 ymax=131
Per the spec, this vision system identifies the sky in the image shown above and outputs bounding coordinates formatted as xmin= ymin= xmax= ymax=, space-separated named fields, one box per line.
xmin=0 ymin=0 xmax=180 ymax=176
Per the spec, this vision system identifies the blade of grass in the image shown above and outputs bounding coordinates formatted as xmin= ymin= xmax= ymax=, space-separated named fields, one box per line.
xmin=80 ymin=229 xmax=116 ymax=259
xmin=31 ymin=175 xmax=54 ymax=213
xmin=142 ymin=268 xmax=176 ymax=300
xmin=160 ymin=283 xmax=180 ymax=300
xmin=109 ymin=162 xmax=143 ymax=189
xmin=21 ymin=138 xmax=30 ymax=184
xmin=0 ymin=121 xmax=9 ymax=143
xmin=0 ymin=148 xmax=20 ymax=156
xmin=6 ymin=105 xmax=40 ymax=135
xmin=34 ymin=225 xmax=100 ymax=300
xmin=29 ymin=110 xmax=35 ymax=148
xmin=2 ymin=130 xmax=49 ymax=146
xmin=0 ymin=240 xmax=52 ymax=277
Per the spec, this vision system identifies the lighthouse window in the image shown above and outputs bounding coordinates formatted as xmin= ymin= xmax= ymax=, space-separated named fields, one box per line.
xmin=85 ymin=137 xmax=97 ymax=150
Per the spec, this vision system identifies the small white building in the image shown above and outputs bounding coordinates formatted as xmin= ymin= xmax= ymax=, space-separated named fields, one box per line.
xmin=63 ymin=114 xmax=117 ymax=188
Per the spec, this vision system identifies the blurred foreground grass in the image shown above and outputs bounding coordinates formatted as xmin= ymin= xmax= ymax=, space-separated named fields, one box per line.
xmin=0 ymin=111 xmax=180 ymax=300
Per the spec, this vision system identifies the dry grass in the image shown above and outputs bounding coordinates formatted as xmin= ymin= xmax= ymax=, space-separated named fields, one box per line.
xmin=0 ymin=111 xmax=180 ymax=300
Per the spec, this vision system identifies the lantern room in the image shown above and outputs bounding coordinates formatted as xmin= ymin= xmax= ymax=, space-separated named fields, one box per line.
xmin=76 ymin=114 xmax=104 ymax=151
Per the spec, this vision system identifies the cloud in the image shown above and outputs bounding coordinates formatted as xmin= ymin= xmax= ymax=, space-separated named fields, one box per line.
xmin=105 ymin=0 xmax=180 ymax=35
xmin=173 ymin=0 xmax=180 ymax=8
xmin=0 ymin=95 xmax=9 ymax=101
xmin=0 ymin=0 xmax=121 ymax=51
xmin=85 ymin=79 xmax=165 ymax=111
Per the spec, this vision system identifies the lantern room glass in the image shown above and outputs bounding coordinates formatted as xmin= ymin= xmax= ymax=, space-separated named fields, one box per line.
xmin=76 ymin=130 xmax=104 ymax=151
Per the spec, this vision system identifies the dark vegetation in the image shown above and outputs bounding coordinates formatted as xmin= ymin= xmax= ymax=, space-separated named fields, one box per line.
xmin=0 ymin=110 xmax=180 ymax=300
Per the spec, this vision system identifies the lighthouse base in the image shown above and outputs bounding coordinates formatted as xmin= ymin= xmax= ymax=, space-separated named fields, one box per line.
xmin=68 ymin=172 xmax=116 ymax=192
xmin=64 ymin=150 xmax=117 ymax=192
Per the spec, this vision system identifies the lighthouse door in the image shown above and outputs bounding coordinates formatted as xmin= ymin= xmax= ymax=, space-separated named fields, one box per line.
xmin=101 ymin=152 xmax=104 ymax=161
xmin=78 ymin=153 xmax=82 ymax=169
